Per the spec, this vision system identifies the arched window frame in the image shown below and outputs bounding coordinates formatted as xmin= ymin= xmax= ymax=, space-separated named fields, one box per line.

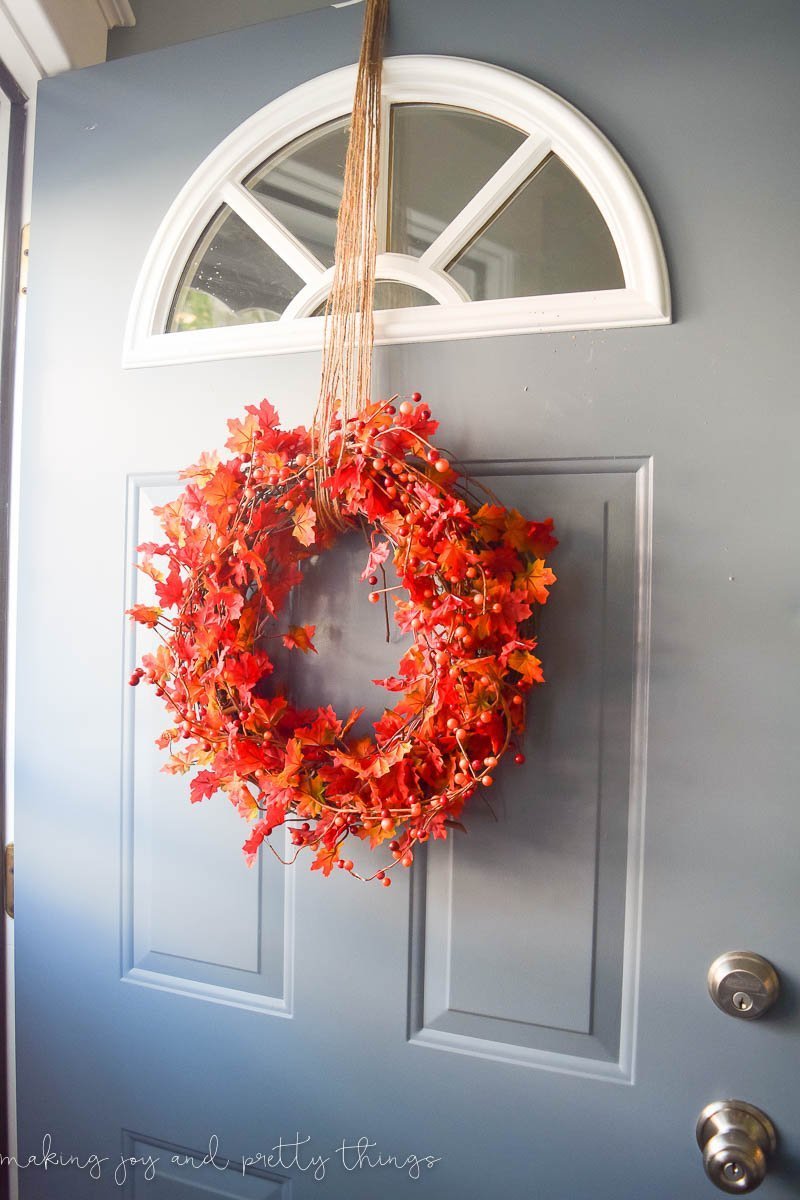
xmin=124 ymin=56 xmax=670 ymax=368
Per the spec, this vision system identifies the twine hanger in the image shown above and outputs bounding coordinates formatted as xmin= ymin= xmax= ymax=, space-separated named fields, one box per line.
xmin=312 ymin=0 xmax=389 ymax=527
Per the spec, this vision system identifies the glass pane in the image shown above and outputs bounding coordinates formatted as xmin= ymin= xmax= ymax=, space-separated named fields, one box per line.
xmin=389 ymin=105 xmax=525 ymax=257
xmin=448 ymin=154 xmax=624 ymax=301
xmin=374 ymin=281 xmax=436 ymax=310
xmin=168 ymin=206 xmax=304 ymax=332
xmin=311 ymin=282 xmax=436 ymax=317
xmin=245 ymin=118 xmax=349 ymax=268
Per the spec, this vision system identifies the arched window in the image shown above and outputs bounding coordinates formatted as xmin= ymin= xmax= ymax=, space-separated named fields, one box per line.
xmin=124 ymin=56 xmax=670 ymax=367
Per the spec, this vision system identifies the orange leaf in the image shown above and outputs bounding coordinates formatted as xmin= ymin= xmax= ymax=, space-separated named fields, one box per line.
xmin=291 ymin=502 xmax=317 ymax=546
xmin=202 ymin=464 xmax=240 ymax=512
xmin=225 ymin=411 xmax=260 ymax=455
xmin=518 ymin=559 xmax=557 ymax=604
xmin=282 ymin=624 xmax=317 ymax=654
xmin=474 ymin=504 xmax=507 ymax=542
xmin=127 ymin=604 xmax=163 ymax=628
xmin=179 ymin=450 xmax=220 ymax=481
xmin=311 ymin=843 xmax=341 ymax=877
xmin=502 ymin=509 xmax=531 ymax=552
xmin=508 ymin=648 xmax=545 ymax=685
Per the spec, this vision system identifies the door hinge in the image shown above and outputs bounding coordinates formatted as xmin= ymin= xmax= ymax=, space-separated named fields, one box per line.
xmin=4 ymin=843 xmax=13 ymax=919
xmin=19 ymin=223 xmax=29 ymax=296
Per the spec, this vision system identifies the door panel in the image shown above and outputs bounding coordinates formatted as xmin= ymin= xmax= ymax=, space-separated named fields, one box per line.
xmin=125 ymin=477 xmax=293 ymax=1014
xmin=410 ymin=460 xmax=647 ymax=1076
xmin=14 ymin=3 xmax=800 ymax=1199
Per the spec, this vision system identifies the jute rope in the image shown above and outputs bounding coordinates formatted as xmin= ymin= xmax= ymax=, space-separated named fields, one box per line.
xmin=312 ymin=0 xmax=389 ymax=526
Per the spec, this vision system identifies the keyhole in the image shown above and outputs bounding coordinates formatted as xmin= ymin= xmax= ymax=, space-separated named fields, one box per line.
xmin=723 ymin=1160 xmax=744 ymax=1182
xmin=732 ymin=991 xmax=753 ymax=1011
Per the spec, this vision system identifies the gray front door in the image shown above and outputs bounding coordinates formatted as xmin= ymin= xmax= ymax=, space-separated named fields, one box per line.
xmin=13 ymin=4 xmax=800 ymax=1199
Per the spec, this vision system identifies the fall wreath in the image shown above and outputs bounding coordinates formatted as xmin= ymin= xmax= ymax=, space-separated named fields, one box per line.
xmin=128 ymin=393 xmax=556 ymax=882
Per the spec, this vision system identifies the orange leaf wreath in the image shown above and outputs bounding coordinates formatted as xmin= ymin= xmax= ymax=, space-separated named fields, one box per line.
xmin=128 ymin=393 xmax=556 ymax=884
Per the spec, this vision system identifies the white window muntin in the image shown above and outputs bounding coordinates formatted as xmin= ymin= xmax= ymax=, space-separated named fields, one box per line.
xmin=124 ymin=55 xmax=671 ymax=368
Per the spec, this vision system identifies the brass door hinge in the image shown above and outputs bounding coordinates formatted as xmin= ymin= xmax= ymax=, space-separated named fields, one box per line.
xmin=19 ymin=223 xmax=29 ymax=296
xmin=4 ymin=843 xmax=13 ymax=918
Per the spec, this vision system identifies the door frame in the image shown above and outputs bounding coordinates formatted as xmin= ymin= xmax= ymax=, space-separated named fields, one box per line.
xmin=0 ymin=54 xmax=26 ymax=1200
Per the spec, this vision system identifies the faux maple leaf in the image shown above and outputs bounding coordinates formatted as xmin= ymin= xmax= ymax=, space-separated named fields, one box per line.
xmin=225 ymin=411 xmax=260 ymax=455
xmin=360 ymin=538 xmax=390 ymax=580
xmin=518 ymin=559 xmax=557 ymax=605
xmin=127 ymin=604 xmax=163 ymax=628
xmin=155 ymin=563 xmax=184 ymax=610
xmin=527 ymin=518 xmax=559 ymax=557
xmin=291 ymin=502 xmax=317 ymax=546
xmin=179 ymin=450 xmax=220 ymax=481
xmin=242 ymin=818 xmax=272 ymax=867
xmin=202 ymin=464 xmax=241 ymax=513
xmin=189 ymin=770 xmax=218 ymax=804
xmin=474 ymin=504 xmax=507 ymax=543
xmin=245 ymin=397 xmax=280 ymax=430
xmin=311 ymin=843 xmax=341 ymax=877
xmin=282 ymin=624 xmax=317 ymax=654
xmin=508 ymin=648 xmax=545 ymax=685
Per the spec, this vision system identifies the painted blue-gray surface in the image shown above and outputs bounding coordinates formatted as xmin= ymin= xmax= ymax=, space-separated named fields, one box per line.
xmin=14 ymin=2 xmax=800 ymax=1198
xmin=107 ymin=0 xmax=333 ymax=60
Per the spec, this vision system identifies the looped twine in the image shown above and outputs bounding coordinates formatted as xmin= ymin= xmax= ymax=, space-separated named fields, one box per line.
xmin=312 ymin=0 xmax=389 ymax=529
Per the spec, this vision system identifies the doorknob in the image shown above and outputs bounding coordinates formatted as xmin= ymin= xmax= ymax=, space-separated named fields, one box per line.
xmin=696 ymin=1101 xmax=777 ymax=1193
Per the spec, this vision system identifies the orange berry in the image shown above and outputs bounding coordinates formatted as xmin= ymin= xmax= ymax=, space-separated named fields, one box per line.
xmin=482 ymin=775 xmax=494 ymax=787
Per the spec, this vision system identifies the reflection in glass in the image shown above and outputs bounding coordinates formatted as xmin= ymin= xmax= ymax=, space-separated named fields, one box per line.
xmin=374 ymin=281 xmax=436 ymax=310
xmin=312 ymin=281 xmax=436 ymax=317
xmin=246 ymin=118 xmax=350 ymax=268
xmin=448 ymin=154 xmax=624 ymax=301
xmin=168 ymin=206 xmax=304 ymax=332
xmin=389 ymin=105 xmax=525 ymax=258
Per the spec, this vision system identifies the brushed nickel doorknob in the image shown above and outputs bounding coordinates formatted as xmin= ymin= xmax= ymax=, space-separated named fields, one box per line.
xmin=696 ymin=1101 xmax=777 ymax=1193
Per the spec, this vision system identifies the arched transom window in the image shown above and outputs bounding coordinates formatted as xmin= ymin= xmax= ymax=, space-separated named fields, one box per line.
xmin=124 ymin=57 xmax=670 ymax=367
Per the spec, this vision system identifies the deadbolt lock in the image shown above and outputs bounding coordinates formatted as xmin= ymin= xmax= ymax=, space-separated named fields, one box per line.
xmin=707 ymin=952 xmax=780 ymax=1020
xmin=697 ymin=1101 xmax=776 ymax=1193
